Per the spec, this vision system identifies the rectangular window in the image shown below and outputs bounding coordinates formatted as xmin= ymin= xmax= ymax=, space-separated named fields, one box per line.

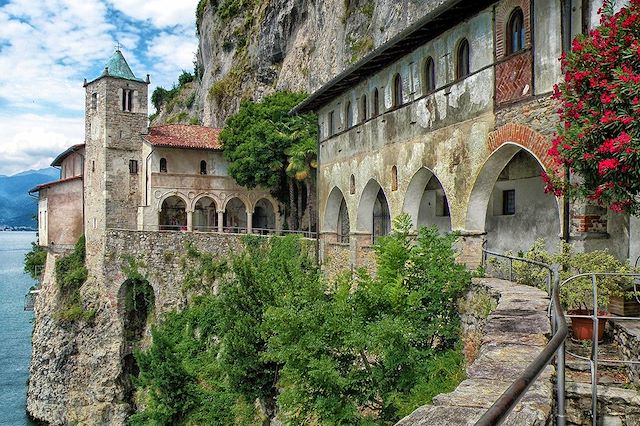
xmin=122 ymin=89 xmax=133 ymax=112
xmin=91 ymin=93 xmax=97 ymax=111
xmin=129 ymin=159 xmax=138 ymax=174
xmin=502 ymin=189 xmax=516 ymax=215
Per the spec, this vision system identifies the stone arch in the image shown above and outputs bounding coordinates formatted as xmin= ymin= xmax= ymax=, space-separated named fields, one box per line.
xmin=252 ymin=198 xmax=276 ymax=233
xmin=222 ymin=194 xmax=250 ymax=212
xmin=357 ymin=179 xmax=391 ymax=240
xmin=159 ymin=194 xmax=188 ymax=230
xmin=224 ymin=197 xmax=248 ymax=231
xmin=403 ymin=168 xmax=451 ymax=233
xmin=466 ymin=142 xmax=561 ymax=253
xmin=117 ymin=278 xmax=155 ymax=406
xmin=324 ymin=186 xmax=349 ymax=235
xmin=193 ymin=196 xmax=218 ymax=232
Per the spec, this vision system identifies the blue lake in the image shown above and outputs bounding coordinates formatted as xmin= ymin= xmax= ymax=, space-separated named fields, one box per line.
xmin=0 ymin=231 xmax=38 ymax=426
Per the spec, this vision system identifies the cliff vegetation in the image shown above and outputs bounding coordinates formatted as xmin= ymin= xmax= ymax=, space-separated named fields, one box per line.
xmin=130 ymin=216 xmax=470 ymax=425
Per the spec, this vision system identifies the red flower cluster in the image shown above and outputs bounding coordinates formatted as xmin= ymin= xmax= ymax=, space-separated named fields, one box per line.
xmin=546 ymin=0 xmax=640 ymax=215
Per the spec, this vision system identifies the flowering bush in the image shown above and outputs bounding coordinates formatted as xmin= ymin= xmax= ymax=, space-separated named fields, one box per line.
xmin=545 ymin=0 xmax=640 ymax=214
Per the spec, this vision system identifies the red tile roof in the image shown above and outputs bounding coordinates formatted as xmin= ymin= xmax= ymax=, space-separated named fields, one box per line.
xmin=145 ymin=125 xmax=222 ymax=150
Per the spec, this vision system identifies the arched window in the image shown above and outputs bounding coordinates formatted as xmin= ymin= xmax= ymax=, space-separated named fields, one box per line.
xmin=392 ymin=73 xmax=403 ymax=108
xmin=373 ymin=89 xmax=380 ymax=116
xmin=391 ymin=165 xmax=398 ymax=191
xmin=507 ymin=8 xmax=525 ymax=55
xmin=424 ymin=57 xmax=435 ymax=93
xmin=346 ymin=101 xmax=353 ymax=128
xmin=159 ymin=158 xmax=167 ymax=173
xmin=361 ymin=95 xmax=368 ymax=122
xmin=200 ymin=160 xmax=207 ymax=175
xmin=456 ymin=38 xmax=470 ymax=79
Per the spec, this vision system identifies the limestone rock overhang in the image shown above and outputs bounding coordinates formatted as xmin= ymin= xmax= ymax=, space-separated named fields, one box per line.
xmin=50 ymin=144 xmax=85 ymax=168
xmin=291 ymin=0 xmax=498 ymax=114
xmin=29 ymin=175 xmax=83 ymax=195
xmin=143 ymin=124 xmax=223 ymax=151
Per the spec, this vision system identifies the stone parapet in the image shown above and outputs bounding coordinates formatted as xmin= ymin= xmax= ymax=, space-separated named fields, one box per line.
xmin=396 ymin=278 xmax=553 ymax=426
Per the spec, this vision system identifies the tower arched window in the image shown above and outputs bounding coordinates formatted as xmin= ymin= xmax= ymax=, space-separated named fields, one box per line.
xmin=122 ymin=88 xmax=133 ymax=112
xmin=361 ymin=95 xmax=368 ymax=122
xmin=373 ymin=89 xmax=380 ymax=116
xmin=456 ymin=39 xmax=470 ymax=79
xmin=424 ymin=57 xmax=435 ymax=93
xmin=392 ymin=73 xmax=403 ymax=108
xmin=346 ymin=101 xmax=353 ymax=128
xmin=160 ymin=158 xmax=167 ymax=173
xmin=200 ymin=160 xmax=207 ymax=175
xmin=507 ymin=8 xmax=525 ymax=54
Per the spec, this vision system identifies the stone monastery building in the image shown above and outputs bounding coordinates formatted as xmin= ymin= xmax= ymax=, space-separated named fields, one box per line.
xmin=294 ymin=0 xmax=640 ymax=270
xmin=32 ymin=50 xmax=279 ymax=252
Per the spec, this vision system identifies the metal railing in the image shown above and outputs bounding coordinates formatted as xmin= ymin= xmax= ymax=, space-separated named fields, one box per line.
xmin=138 ymin=224 xmax=317 ymax=238
xmin=476 ymin=249 xmax=567 ymax=426
xmin=561 ymin=272 xmax=640 ymax=426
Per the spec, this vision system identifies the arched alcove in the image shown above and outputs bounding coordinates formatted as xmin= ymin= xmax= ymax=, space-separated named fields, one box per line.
xmin=466 ymin=144 xmax=560 ymax=253
xmin=159 ymin=195 xmax=187 ymax=231
xmin=324 ymin=187 xmax=350 ymax=242
xmin=193 ymin=196 xmax=217 ymax=232
xmin=357 ymin=179 xmax=390 ymax=242
xmin=253 ymin=198 xmax=276 ymax=233
xmin=403 ymin=168 xmax=451 ymax=234
xmin=224 ymin=197 xmax=247 ymax=232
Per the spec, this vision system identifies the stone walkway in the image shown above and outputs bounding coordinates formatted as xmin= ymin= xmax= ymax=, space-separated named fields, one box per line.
xmin=396 ymin=278 xmax=553 ymax=426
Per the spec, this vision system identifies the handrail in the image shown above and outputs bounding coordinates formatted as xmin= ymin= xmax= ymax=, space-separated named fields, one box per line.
xmin=476 ymin=250 xmax=567 ymax=426
xmin=560 ymin=272 xmax=640 ymax=426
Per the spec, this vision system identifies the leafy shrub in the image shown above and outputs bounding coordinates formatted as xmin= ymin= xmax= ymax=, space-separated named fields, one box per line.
xmin=131 ymin=221 xmax=469 ymax=425
xmin=54 ymin=236 xmax=92 ymax=323
xmin=24 ymin=241 xmax=46 ymax=280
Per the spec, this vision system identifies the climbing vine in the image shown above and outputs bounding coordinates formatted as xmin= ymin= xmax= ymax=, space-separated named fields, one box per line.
xmin=54 ymin=236 xmax=95 ymax=323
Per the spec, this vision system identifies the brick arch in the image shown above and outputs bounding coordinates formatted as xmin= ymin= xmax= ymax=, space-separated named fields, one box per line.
xmin=487 ymin=123 xmax=554 ymax=171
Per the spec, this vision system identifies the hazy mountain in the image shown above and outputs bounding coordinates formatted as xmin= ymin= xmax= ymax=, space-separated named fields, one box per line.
xmin=0 ymin=168 xmax=60 ymax=229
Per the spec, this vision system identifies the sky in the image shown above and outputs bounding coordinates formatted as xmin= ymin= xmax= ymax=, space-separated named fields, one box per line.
xmin=0 ymin=0 xmax=199 ymax=176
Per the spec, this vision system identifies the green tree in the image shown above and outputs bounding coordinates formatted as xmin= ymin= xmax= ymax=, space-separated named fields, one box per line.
xmin=220 ymin=91 xmax=318 ymax=230
xmin=24 ymin=241 xmax=46 ymax=280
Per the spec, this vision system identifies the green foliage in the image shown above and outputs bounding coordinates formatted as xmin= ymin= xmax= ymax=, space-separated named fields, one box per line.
xmin=132 ymin=224 xmax=469 ymax=425
xmin=512 ymin=239 xmax=631 ymax=310
xmin=54 ymin=236 xmax=91 ymax=323
xmin=24 ymin=241 xmax=46 ymax=280
xmin=188 ymin=116 xmax=200 ymax=125
xmin=458 ymin=290 xmax=497 ymax=319
xmin=177 ymin=71 xmax=194 ymax=87
xmin=220 ymin=91 xmax=317 ymax=196
xmin=151 ymin=71 xmax=195 ymax=113
xmin=349 ymin=35 xmax=375 ymax=63
xmin=217 ymin=0 xmax=259 ymax=22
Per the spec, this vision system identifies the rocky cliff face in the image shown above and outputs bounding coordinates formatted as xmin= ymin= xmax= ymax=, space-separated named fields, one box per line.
xmin=156 ymin=0 xmax=449 ymax=127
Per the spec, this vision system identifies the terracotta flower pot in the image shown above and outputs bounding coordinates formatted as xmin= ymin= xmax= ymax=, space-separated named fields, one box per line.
xmin=569 ymin=309 xmax=607 ymax=341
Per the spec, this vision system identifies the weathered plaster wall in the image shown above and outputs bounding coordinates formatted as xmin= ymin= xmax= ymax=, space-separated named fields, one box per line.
xmin=40 ymin=179 xmax=84 ymax=248
xmin=533 ymin=0 xmax=562 ymax=94
xmin=149 ymin=147 xmax=227 ymax=176
xmin=60 ymin=151 xmax=84 ymax=180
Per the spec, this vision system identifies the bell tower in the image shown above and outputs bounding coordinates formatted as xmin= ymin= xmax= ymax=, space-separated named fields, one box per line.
xmin=83 ymin=49 xmax=149 ymax=256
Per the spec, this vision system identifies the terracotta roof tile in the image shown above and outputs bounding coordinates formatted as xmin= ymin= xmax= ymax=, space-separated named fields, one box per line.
xmin=145 ymin=125 xmax=222 ymax=150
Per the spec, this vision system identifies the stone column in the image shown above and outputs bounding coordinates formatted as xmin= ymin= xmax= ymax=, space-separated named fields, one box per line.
xmin=455 ymin=231 xmax=486 ymax=269
xmin=246 ymin=210 xmax=253 ymax=234
xmin=275 ymin=210 xmax=281 ymax=234
xmin=186 ymin=210 xmax=193 ymax=232
xmin=217 ymin=210 xmax=224 ymax=233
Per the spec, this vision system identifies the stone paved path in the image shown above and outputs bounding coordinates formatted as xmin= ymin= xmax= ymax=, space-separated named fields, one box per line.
xmin=396 ymin=278 xmax=553 ymax=426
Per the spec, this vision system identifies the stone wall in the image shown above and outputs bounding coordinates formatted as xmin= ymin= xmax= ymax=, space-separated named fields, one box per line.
xmin=612 ymin=320 xmax=640 ymax=382
xmin=397 ymin=278 xmax=553 ymax=426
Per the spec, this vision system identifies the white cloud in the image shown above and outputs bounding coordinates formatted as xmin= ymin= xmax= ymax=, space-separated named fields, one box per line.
xmin=107 ymin=0 xmax=199 ymax=27
xmin=0 ymin=0 xmax=200 ymax=175
xmin=0 ymin=114 xmax=84 ymax=175
xmin=146 ymin=31 xmax=198 ymax=88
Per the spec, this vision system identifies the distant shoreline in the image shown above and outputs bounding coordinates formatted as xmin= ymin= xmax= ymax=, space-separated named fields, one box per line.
xmin=0 ymin=228 xmax=37 ymax=232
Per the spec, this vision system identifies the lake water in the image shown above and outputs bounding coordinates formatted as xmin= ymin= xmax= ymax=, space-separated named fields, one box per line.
xmin=0 ymin=231 xmax=38 ymax=426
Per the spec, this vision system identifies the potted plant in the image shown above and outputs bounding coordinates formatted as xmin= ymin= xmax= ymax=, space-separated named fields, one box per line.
xmin=558 ymin=248 xmax=629 ymax=341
